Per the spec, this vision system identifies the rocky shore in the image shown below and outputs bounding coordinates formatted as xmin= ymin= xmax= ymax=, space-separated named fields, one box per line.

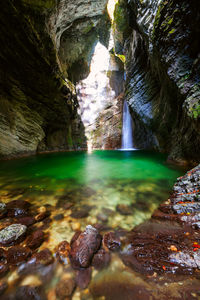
xmin=0 ymin=164 xmax=199 ymax=299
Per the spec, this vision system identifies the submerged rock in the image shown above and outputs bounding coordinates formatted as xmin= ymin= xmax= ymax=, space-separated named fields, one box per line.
xmin=0 ymin=263 xmax=9 ymax=278
xmin=0 ymin=281 xmax=7 ymax=296
xmin=56 ymin=275 xmax=75 ymax=299
xmin=6 ymin=246 xmax=32 ymax=265
xmin=31 ymin=249 xmax=53 ymax=266
xmin=116 ymin=204 xmax=132 ymax=216
xmin=25 ymin=230 xmax=45 ymax=250
xmin=75 ymin=267 xmax=92 ymax=289
xmin=70 ymin=225 xmax=101 ymax=268
xmin=16 ymin=216 xmax=36 ymax=227
xmin=92 ymin=248 xmax=111 ymax=270
xmin=0 ymin=224 xmax=27 ymax=246
xmin=70 ymin=209 xmax=89 ymax=219
xmin=55 ymin=241 xmax=70 ymax=265
xmin=15 ymin=285 xmax=46 ymax=300
xmin=103 ymin=232 xmax=121 ymax=252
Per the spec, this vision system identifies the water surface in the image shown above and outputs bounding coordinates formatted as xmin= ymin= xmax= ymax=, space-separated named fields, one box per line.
xmin=0 ymin=150 xmax=187 ymax=299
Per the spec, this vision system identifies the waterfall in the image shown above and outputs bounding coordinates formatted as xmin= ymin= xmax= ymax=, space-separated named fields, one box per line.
xmin=121 ymin=100 xmax=134 ymax=150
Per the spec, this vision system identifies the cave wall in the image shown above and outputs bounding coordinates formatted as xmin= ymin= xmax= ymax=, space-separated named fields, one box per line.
xmin=0 ymin=0 xmax=109 ymax=158
xmin=48 ymin=0 xmax=110 ymax=82
xmin=117 ymin=0 xmax=200 ymax=163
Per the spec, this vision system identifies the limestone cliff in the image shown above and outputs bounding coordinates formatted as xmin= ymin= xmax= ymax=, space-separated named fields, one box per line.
xmin=116 ymin=0 xmax=200 ymax=163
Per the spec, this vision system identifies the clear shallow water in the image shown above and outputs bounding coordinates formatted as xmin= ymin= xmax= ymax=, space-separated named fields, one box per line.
xmin=0 ymin=150 xmax=185 ymax=233
xmin=0 ymin=150 xmax=189 ymax=299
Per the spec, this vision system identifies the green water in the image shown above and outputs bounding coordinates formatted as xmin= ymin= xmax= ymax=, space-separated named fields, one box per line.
xmin=0 ymin=150 xmax=183 ymax=183
xmin=0 ymin=150 xmax=189 ymax=299
xmin=0 ymin=150 xmax=184 ymax=232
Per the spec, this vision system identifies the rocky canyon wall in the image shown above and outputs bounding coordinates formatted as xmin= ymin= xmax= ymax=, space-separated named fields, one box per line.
xmin=116 ymin=0 xmax=200 ymax=163
xmin=0 ymin=0 xmax=109 ymax=158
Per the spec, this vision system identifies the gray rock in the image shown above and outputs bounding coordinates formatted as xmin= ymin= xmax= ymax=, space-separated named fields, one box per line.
xmin=0 ymin=224 xmax=27 ymax=246
xmin=173 ymin=203 xmax=200 ymax=214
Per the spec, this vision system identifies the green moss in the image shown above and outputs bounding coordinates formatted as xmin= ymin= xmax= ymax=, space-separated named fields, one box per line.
xmin=116 ymin=54 xmax=126 ymax=63
xmin=114 ymin=2 xmax=127 ymax=32
xmin=81 ymin=22 xmax=94 ymax=34
xmin=192 ymin=105 xmax=200 ymax=119
xmin=168 ymin=28 xmax=175 ymax=35
xmin=168 ymin=18 xmax=173 ymax=25
xmin=22 ymin=0 xmax=55 ymax=10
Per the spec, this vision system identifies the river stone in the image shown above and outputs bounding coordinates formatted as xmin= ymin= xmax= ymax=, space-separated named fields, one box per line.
xmin=0 ymin=224 xmax=27 ymax=246
xmin=70 ymin=225 xmax=102 ymax=268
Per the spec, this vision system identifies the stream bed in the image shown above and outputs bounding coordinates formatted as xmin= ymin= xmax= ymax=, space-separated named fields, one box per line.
xmin=1 ymin=150 xmax=195 ymax=300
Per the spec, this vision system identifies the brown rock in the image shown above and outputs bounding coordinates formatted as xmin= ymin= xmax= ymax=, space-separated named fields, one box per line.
xmin=6 ymin=200 xmax=31 ymax=210
xmin=55 ymin=241 xmax=70 ymax=265
xmin=35 ymin=211 xmax=49 ymax=222
xmin=70 ymin=225 xmax=101 ymax=268
xmin=103 ymin=232 xmax=121 ymax=252
xmin=0 ymin=281 xmax=7 ymax=296
xmin=63 ymin=202 xmax=74 ymax=210
xmin=53 ymin=214 xmax=64 ymax=221
xmin=55 ymin=276 xmax=75 ymax=299
xmin=116 ymin=204 xmax=132 ymax=216
xmin=17 ymin=216 xmax=36 ymax=226
xmin=70 ymin=209 xmax=89 ymax=219
xmin=6 ymin=246 xmax=32 ymax=265
xmin=0 ymin=263 xmax=9 ymax=278
xmin=31 ymin=249 xmax=53 ymax=265
xmin=119 ymin=220 xmax=199 ymax=275
xmin=92 ymin=248 xmax=111 ymax=270
xmin=26 ymin=230 xmax=45 ymax=249
xmin=75 ymin=267 xmax=92 ymax=289
xmin=15 ymin=285 xmax=46 ymax=300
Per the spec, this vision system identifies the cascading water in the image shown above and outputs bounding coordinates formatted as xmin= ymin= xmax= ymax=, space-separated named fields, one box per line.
xmin=121 ymin=100 xmax=134 ymax=150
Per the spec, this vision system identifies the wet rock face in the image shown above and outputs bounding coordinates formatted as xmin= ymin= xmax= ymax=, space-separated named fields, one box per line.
xmin=70 ymin=225 xmax=102 ymax=268
xmin=0 ymin=224 xmax=27 ymax=246
xmin=122 ymin=0 xmax=200 ymax=162
xmin=0 ymin=1 xmax=86 ymax=159
xmin=91 ymin=94 xmax=123 ymax=150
